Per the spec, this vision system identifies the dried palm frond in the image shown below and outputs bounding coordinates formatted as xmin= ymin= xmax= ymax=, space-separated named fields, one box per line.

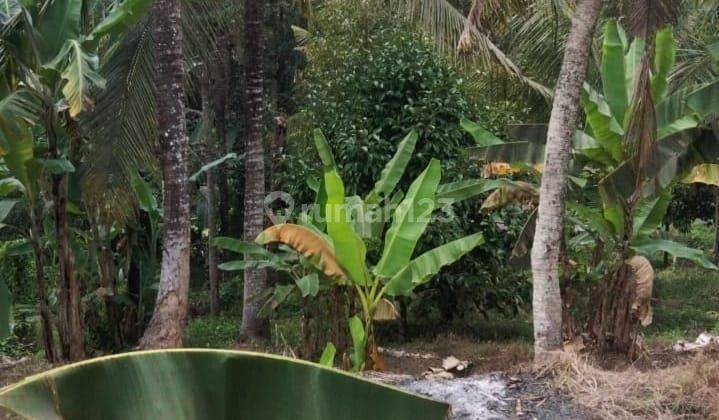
xmin=623 ymin=0 xmax=680 ymax=38
xmin=626 ymin=52 xmax=657 ymax=202
xmin=457 ymin=0 xmax=488 ymax=55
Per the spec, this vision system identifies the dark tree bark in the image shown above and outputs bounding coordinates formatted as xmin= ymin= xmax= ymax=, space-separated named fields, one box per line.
xmin=28 ymin=207 xmax=58 ymax=363
xmin=139 ymin=0 xmax=190 ymax=349
xmin=47 ymin=118 xmax=85 ymax=362
xmin=240 ymin=0 xmax=269 ymax=343
xmin=124 ymin=227 xmax=141 ymax=345
xmin=90 ymin=213 xmax=122 ymax=348
xmin=201 ymin=75 xmax=221 ymax=316
xmin=531 ymin=0 xmax=602 ymax=362
xmin=213 ymin=34 xmax=232 ymax=237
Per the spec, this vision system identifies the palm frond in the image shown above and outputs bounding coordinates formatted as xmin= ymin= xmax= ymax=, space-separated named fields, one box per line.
xmin=624 ymin=0 xmax=680 ymax=37
xmin=388 ymin=0 xmax=551 ymax=97
xmin=81 ymin=16 xmax=156 ymax=222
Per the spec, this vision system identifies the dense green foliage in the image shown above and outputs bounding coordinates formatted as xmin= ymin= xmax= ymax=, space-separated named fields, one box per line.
xmin=283 ymin=3 xmax=533 ymax=326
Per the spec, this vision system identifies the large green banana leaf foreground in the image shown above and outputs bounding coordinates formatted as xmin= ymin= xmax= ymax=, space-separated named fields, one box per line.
xmin=0 ymin=349 xmax=449 ymax=420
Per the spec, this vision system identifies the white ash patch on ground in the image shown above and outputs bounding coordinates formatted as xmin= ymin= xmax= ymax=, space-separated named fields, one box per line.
xmin=366 ymin=372 xmax=509 ymax=419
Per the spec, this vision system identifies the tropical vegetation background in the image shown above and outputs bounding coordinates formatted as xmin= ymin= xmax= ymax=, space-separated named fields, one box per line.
xmin=1 ymin=0 xmax=719 ymax=418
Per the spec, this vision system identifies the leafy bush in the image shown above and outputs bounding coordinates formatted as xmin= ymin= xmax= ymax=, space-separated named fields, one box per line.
xmin=665 ymin=184 xmax=715 ymax=233
xmin=286 ymin=2 xmax=533 ymax=323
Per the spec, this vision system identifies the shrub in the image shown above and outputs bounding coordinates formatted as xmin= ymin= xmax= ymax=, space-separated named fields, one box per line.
xmin=285 ymin=2 xmax=532 ymax=324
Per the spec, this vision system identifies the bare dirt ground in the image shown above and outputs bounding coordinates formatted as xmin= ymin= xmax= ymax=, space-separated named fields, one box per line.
xmin=2 ymin=338 xmax=718 ymax=419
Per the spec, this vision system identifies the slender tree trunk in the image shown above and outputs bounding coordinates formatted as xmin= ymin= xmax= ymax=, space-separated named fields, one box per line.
xmin=240 ymin=0 xmax=269 ymax=343
xmin=213 ymin=34 xmax=232 ymax=237
xmin=29 ymin=207 xmax=58 ymax=363
xmin=90 ymin=214 xmax=122 ymax=348
xmin=46 ymin=119 xmax=85 ymax=362
xmin=52 ymin=175 xmax=85 ymax=361
xmin=139 ymin=0 xmax=190 ymax=349
xmin=530 ymin=0 xmax=602 ymax=362
xmin=125 ymin=227 xmax=141 ymax=345
xmin=202 ymin=76 xmax=221 ymax=316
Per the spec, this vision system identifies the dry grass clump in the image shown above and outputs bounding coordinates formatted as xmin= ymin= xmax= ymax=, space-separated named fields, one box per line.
xmin=540 ymin=351 xmax=719 ymax=419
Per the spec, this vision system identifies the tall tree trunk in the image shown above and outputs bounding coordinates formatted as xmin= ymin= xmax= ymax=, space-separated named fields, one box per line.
xmin=124 ymin=227 xmax=141 ymax=345
xmin=530 ymin=0 xmax=602 ymax=362
xmin=47 ymin=119 xmax=85 ymax=362
xmin=240 ymin=0 xmax=269 ymax=343
xmin=213 ymin=34 xmax=232 ymax=237
xmin=29 ymin=207 xmax=58 ymax=363
xmin=90 ymin=214 xmax=122 ymax=348
xmin=202 ymin=76 xmax=221 ymax=316
xmin=139 ymin=0 xmax=190 ymax=349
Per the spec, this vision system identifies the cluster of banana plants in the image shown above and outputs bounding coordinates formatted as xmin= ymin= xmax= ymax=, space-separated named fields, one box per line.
xmin=466 ymin=21 xmax=719 ymax=353
xmin=218 ymin=130 xmax=486 ymax=370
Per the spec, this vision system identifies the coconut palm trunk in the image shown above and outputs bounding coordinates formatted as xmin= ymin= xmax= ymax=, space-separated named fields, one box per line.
xmin=139 ymin=0 xmax=190 ymax=349
xmin=201 ymin=75 xmax=221 ymax=316
xmin=531 ymin=0 xmax=602 ymax=361
xmin=240 ymin=0 xmax=269 ymax=342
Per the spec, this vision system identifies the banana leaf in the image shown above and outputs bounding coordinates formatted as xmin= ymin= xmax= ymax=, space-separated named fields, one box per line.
xmin=313 ymin=130 xmax=370 ymax=284
xmin=348 ymin=316 xmax=366 ymax=372
xmin=0 ymin=350 xmax=450 ymax=419
xmin=218 ymin=260 xmax=288 ymax=271
xmin=374 ymin=160 xmax=441 ymax=279
xmin=480 ymin=180 xmax=537 ymax=213
xmin=37 ymin=0 xmax=82 ymax=62
xmin=2 ymin=120 xmax=37 ymax=200
xmin=384 ymin=233 xmax=484 ymax=296
xmin=599 ymin=128 xmax=719 ymax=206
xmin=683 ymin=164 xmax=719 ymax=186
xmin=625 ymin=37 xmax=645 ymax=100
xmin=436 ymin=179 xmax=500 ymax=205
xmin=365 ymin=131 xmax=418 ymax=205
xmin=508 ymin=208 xmax=537 ymax=267
xmin=506 ymin=124 xmax=548 ymax=144
xmin=255 ymin=224 xmax=347 ymax=280
xmin=319 ymin=343 xmax=336 ymax=367
xmin=88 ymin=0 xmax=153 ymax=43
xmin=581 ymin=84 xmax=624 ymax=162
xmin=468 ymin=141 xmax=545 ymax=165
xmin=686 ymin=79 xmax=719 ymax=117
xmin=573 ymin=131 xmax=615 ymax=166
xmin=0 ymin=199 xmax=17 ymax=223
xmin=460 ymin=118 xmax=502 ymax=146
xmin=632 ymin=193 xmax=671 ymax=238
xmin=601 ymin=21 xmax=628 ymax=124
xmin=651 ymin=26 xmax=675 ymax=103
xmin=631 ymin=239 xmax=717 ymax=270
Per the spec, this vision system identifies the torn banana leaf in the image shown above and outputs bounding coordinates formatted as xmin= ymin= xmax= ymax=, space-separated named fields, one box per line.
xmin=0 ymin=350 xmax=450 ymax=419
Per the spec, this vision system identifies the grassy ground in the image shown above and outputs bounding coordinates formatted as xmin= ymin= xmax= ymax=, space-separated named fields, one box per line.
xmin=647 ymin=266 xmax=719 ymax=344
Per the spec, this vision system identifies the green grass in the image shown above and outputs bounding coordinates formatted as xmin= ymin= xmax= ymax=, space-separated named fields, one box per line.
xmin=185 ymin=315 xmax=240 ymax=348
xmin=185 ymin=315 xmax=304 ymax=351
xmin=646 ymin=266 xmax=719 ymax=343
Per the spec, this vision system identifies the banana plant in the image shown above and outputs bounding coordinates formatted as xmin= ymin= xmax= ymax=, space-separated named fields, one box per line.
xmin=466 ymin=21 xmax=719 ymax=270
xmin=0 ymin=349 xmax=450 ymax=419
xmin=464 ymin=21 xmax=719 ymax=353
xmin=240 ymin=129 xmax=484 ymax=370
xmin=0 ymin=0 xmax=154 ymax=360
